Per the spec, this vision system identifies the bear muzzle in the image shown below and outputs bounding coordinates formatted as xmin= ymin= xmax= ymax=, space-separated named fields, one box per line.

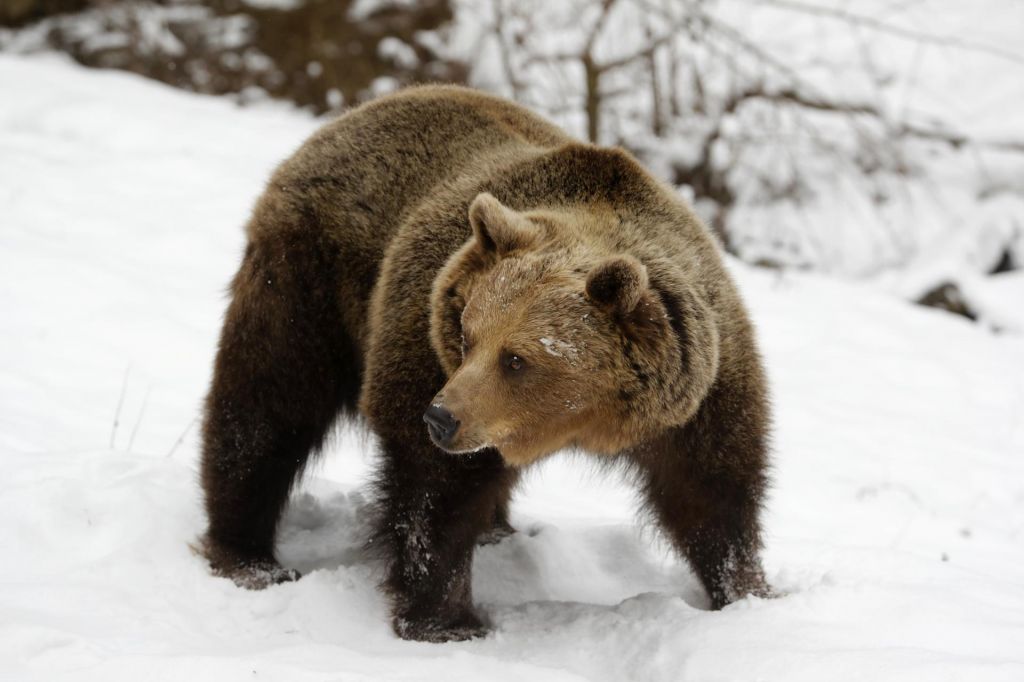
xmin=423 ymin=403 xmax=460 ymax=449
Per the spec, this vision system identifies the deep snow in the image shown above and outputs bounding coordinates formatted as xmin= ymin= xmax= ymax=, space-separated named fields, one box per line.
xmin=2 ymin=55 xmax=1024 ymax=681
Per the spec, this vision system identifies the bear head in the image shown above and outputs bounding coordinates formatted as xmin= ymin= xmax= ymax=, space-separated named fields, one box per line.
xmin=428 ymin=192 xmax=720 ymax=466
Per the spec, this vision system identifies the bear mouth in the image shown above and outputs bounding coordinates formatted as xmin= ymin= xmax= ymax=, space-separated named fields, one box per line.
xmin=426 ymin=425 xmax=491 ymax=455
xmin=425 ymin=421 xmax=450 ymax=449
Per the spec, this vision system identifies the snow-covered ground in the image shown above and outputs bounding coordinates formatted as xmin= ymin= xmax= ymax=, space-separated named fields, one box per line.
xmin=2 ymin=55 xmax=1024 ymax=681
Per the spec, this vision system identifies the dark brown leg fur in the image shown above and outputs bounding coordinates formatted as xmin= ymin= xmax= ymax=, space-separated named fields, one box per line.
xmin=477 ymin=498 xmax=516 ymax=546
xmin=360 ymin=301 xmax=518 ymax=641
xmin=630 ymin=375 xmax=772 ymax=609
xmin=200 ymin=228 xmax=360 ymax=589
xmin=371 ymin=438 xmax=516 ymax=641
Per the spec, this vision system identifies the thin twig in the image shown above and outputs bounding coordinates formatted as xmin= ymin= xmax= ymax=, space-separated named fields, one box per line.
xmin=166 ymin=415 xmax=198 ymax=459
xmin=584 ymin=0 xmax=619 ymax=56
xmin=747 ymin=0 xmax=1024 ymax=66
xmin=489 ymin=0 xmax=527 ymax=101
xmin=127 ymin=384 xmax=151 ymax=453
xmin=110 ymin=365 xmax=130 ymax=449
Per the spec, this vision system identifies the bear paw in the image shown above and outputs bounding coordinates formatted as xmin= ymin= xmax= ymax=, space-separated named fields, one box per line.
xmin=196 ymin=536 xmax=301 ymax=590
xmin=392 ymin=610 xmax=488 ymax=643
xmin=224 ymin=560 xmax=301 ymax=590
xmin=477 ymin=519 xmax=517 ymax=546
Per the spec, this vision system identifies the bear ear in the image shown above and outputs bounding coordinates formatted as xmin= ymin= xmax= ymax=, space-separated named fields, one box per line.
xmin=468 ymin=193 xmax=537 ymax=256
xmin=585 ymin=255 xmax=649 ymax=315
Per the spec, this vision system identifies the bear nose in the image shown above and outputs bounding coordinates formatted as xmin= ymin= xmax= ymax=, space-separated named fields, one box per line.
xmin=423 ymin=404 xmax=460 ymax=446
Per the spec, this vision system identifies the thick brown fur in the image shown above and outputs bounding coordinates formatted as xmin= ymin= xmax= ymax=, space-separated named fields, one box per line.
xmin=199 ymin=84 xmax=772 ymax=642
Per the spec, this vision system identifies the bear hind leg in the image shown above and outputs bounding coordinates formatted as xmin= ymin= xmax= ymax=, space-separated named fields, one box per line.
xmin=200 ymin=231 xmax=359 ymax=589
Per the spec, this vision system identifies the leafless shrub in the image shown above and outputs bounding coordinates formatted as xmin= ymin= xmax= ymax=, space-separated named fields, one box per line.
xmin=464 ymin=0 xmax=1024 ymax=272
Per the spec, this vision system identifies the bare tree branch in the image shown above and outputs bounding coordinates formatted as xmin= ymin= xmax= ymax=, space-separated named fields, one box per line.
xmin=644 ymin=19 xmax=664 ymax=137
xmin=747 ymin=0 xmax=1024 ymax=66
xmin=489 ymin=0 xmax=526 ymax=101
xmin=597 ymin=30 xmax=677 ymax=72
xmin=584 ymin=0 xmax=619 ymax=55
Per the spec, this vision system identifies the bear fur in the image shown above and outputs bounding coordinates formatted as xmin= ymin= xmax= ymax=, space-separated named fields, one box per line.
xmin=199 ymin=84 xmax=772 ymax=642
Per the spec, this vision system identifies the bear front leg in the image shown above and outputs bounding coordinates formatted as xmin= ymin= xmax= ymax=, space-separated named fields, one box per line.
xmin=631 ymin=379 xmax=772 ymax=609
xmin=371 ymin=433 xmax=516 ymax=642
xmin=655 ymin=478 xmax=772 ymax=609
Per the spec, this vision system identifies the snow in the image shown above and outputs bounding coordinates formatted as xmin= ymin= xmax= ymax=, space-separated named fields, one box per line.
xmin=539 ymin=337 xmax=578 ymax=360
xmin=378 ymin=37 xmax=420 ymax=70
xmin=964 ymin=271 xmax=1024 ymax=332
xmin=242 ymin=0 xmax=304 ymax=10
xmin=2 ymin=54 xmax=1024 ymax=681
xmin=349 ymin=0 xmax=419 ymax=22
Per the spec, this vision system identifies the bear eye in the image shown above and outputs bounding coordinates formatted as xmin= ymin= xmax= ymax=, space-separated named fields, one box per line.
xmin=505 ymin=354 xmax=525 ymax=372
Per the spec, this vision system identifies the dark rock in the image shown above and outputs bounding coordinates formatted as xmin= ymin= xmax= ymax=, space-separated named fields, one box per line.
xmin=916 ymin=281 xmax=977 ymax=320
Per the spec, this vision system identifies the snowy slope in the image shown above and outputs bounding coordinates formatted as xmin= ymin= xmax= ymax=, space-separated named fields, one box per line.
xmin=2 ymin=55 xmax=1024 ymax=682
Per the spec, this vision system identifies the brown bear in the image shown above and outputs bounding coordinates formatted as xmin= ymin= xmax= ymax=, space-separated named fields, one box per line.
xmin=198 ymin=84 xmax=772 ymax=642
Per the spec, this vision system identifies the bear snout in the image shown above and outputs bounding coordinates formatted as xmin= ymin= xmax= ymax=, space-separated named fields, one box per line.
xmin=423 ymin=403 xmax=460 ymax=448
